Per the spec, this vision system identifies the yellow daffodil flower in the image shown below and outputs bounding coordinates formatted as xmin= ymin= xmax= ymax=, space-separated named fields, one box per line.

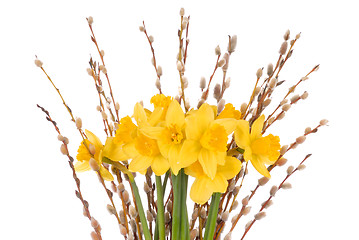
xmin=123 ymin=103 xmax=169 ymax=176
xmin=141 ymin=100 xmax=186 ymax=175
xmin=75 ymin=130 xmax=128 ymax=181
xmin=150 ymin=94 xmax=173 ymax=121
xmin=235 ymin=115 xmax=280 ymax=178
xmin=217 ymin=103 xmax=241 ymax=120
xmin=180 ymin=103 xmax=237 ymax=180
xmin=185 ymin=156 xmax=242 ymax=204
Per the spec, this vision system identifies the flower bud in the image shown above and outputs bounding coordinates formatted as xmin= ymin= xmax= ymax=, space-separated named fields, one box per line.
xmin=89 ymin=158 xmax=100 ymax=171
xmin=215 ymin=45 xmax=221 ymax=55
xmin=270 ymin=186 xmax=278 ymax=196
xmin=279 ymin=41 xmax=288 ymax=55
xmin=34 ymin=59 xmax=43 ymax=68
xmin=75 ymin=117 xmax=82 ymax=129
xmin=106 ymin=204 xmax=116 ymax=215
xmin=90 ymin=231 xmax=99 ymax=240
xmin=281 ymin=182 xmax=292 ymax=189
xmin=256 ymin=68 xmax=263 ymax=79
xmin=287 ymin=166 xmax=294 ymax=175
xmin=60 ymin=144 xmax=68 ymax=155
xmin=258 ymin=177 xmax=270 ymax=186
xmin=254 ymin=211 xmax=266 ymax=220
xmin=296 ymin=135 xmax=306 ymax=144
xmin=320 ymin=119 xmax=329 ymax=126
xmin=87 ymin=16 xmax=93 ymax=25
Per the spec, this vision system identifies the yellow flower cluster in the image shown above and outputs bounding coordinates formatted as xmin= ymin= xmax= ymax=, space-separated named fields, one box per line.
xmin=75 ymin=94 xmax=281 ymax=204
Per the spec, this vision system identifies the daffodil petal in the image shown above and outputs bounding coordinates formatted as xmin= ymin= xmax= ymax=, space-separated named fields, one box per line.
xmin=217 ymin=156 xmax=242 ymax=179
xmin=243 ymin=146 xmax=252 ymax=162
xmin=168 ymin=144 xmax=182 ymax=175
xmin=180 ymin=140 xmax=202 ymax=168
xmin=74 ymin=161 xmax=91 ymax=172
xmin=185 ymin=103 xmax=214 ymax=140
xmin=103 ymin=137 xmax=129 ymax=162
xmin=141 ymin=126 xmax=164 ymax=140
xmin=166 ymin=100 xmax=185 ymax=127
xmin=129 ymin=155 xmax=152 ymax=173
xmin=190 ymin=177 xmax=213 ymax=205
xmin=85 ymin=129 xmax=103 ymax=151
xmin=184 ymin=161 xmax=203 ymax=177
xmin=251 ymin=155 xmax=271 ymax=178
xmin=133 ymin=103 xmax=148 ymax=127
xmin=198 ymin=148 xmax=217 ymax=180
xmin=123 ymin=142 xmax=139 ymax=159
xmin=213 ymin=151 xmax=226 ymax=166
xmin=151 ymin=155 xmax=170 ymax=176
xmin=148 ymin=107 xmax=163 ymax=126
xmin=212 ymin=118 xmax=237 ymax=135
xmin=251 ymin=115 xmax=265 ymax=140
xmin=208 ymin=174 xmax=228 ymax=193
xmin=99 ymin=166 xmax=114 ymax=181
xmin=235 ymin=120 xmax=250 ymax=149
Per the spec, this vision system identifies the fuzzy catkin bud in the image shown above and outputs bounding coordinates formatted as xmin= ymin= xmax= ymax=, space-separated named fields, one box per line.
xmin=276 ymin=157 xmax=287 ymax=166
xmin=297 ymin=164 xmax=306 ymax=171
xmin=199 ymin=77 xmax=206 ymax=90
xmin=258 ymin=177 xmax=270 ymax=186
xmin=287 ymin=166 xmax=294 ymax=175
xmin=89 ymin=158 xmax=100 ymax=171
xmin=242 ymin=196 xmax=249 ymax=206
xmin=218 ymin=99 xmax=226 ymax=113
xmin=101 ymin=111 xmax=108 ymax=120
xmin=262 ymin=199 xmax=273 ymax=209
xmin=177 ymin=61 xmax=184 ymax=72
xmin=180 ymin=8 xmax=185 ymax=16
xmin=221 ymin=211 xmax=229 ymax=221
xmin=277 ymin=112 xmax=285 ymax=120
xmin=229 ymin=35 xmax=237 ymax=53
xmin=155 ymin=78 xmax=161 ymax=90
xmin=242 ymin=206 xmax=251 ymax=216
xmin=129 ymin=205 xmax=137 ymax=218
xmin=213 ymin=83 xmax=221 ymax=100
xmin=233 ymin=186 xmax=240 ymax=196
xmin=320 ymin=119 xmax=329 ymax=126
xmin=90 ymin=231 xmax=99 ymax=240
xmin=106 ymin=204 xmax=116 ymax=215
xmin=224 ymin=232 xmax=232 ymax=240
xmin=218 ymin=58 xmax=226 ymax=68
xmin=123 ymin=190 xmax=130 ymax=204
xmin=290 ymin=94 xmax=300 ymax=103
xmin=254 ymin=212 xmax=266 ymax=220
xmin=282 ymin=103 xmax=291 ymax=111
xmin=139 ymin=26 xmax=145 ymax=32
xmin=149 ymin=35 xmax=154 ymax=43
xmin=119 ymin=224 xmax=127 ymax=236
xmin=270 ymin=186 xmax=278 ymax=196
xmin=281 ymin=183 xmax=292 ymax=189
xmin=91 ymin=217 xmax=99 ymax=228
xmin=157 ymin=65 xmax=162 ymax=76
xmin=57 ymin=134 xmax=65 ymax=141
xmin=60 ymin=144 xmax=68 ymax=155
xmin=296 ymin=135 xmax=306 ymax=144
xmin=87 ymin=16 xmax=93 ymax=25
xmin=99 ymin=65 xmax=107 ymax=75
xmin=146 ymin=210 xmax=153 ymax=222
xmin=279 ymin=41 xmax=288 ymax=55
xmin=240 ymin=103 xmax=247 ymax=114
xmin=301 ymin=91 xmax=309 ymax=100
xmin=100 ymin=50 xmax=105 ymax=57
xmin=200 ymin=208 xmax=206 ymax=219
xmin=256 ymin=68 xmax=263 ymax=79
xmin=267 ymin=63 xmax=274 ymax=76
xmin=215 ymin=45 xmax=221 ymax=55
xmin=284 ymin=30 xmax=290 ymax=40
xmin=34 ymin=59 xmax=43 ymax=68
xmin=75 ymin=117 xmax=82 ymax=129
xmin=232 ymin=200 xmax=239 ymax=210
xmin=231 ymin=214 xmax=239 ymax=225
xmin=280 ymin=145 xmax=288 ymax=155
xmin=190 ymin=229 xmax=198 ymax=240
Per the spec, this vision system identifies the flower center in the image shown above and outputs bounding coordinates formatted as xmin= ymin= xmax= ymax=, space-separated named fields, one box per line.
xmin=200 ymin=124 xmax=228 ymax=152
xmin=135 ymin=133 xmax=160 ymax=157
xmin=168 ymin=124 xmax=183 ymax=144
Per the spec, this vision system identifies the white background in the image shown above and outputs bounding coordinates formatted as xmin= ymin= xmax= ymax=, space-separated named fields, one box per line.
xmin=1 ymin=0 xmax=358 ymax=239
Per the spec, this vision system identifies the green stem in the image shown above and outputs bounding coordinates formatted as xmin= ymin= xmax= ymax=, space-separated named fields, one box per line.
xmin=203 ymin=193 xmax=221 ymax=240
xmin=155 ymin=176 xmax=165 ymax=240
xmin=130 ymin=179 xmax=152 ymax=240
xmin=180 ymin=171 xmax=190 ymax=240
xmin=171 ymin=171 xmax=182 ymax=240
xmin=162 ymin=171 xmax=170 ymax=196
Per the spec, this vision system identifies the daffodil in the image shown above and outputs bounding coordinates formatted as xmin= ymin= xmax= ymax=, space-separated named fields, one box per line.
xmin=75 ymin=130 xmax=128 ymax=181
xmin=234 ymin=115 xmax=281 ymax=178
xmin=180 ymin=103 xmax=237 ymax=180
xmin=123 ymin=103 xmax=169 ymax=176
xmin=141 ymin=100 xmax=186 ymax=175
xmin=217 ymin=103 xmax=241 ymax=120
xmin=185 ymin=156 xmax=242 ymax=204
xmin=150 ymin=94 xmax=173 ymax=121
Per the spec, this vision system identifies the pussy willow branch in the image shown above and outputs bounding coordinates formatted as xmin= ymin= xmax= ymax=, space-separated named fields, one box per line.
xmin=240 ymin=154 xmax=312 ymax=240
xmin=141 ymin=21 xmax=163 ymax=95
xmin=36 ymin=104 xmax=103 ymax=240
xmin=87 ymin=19 xmax=119 ymax=122
xmin=202 ymin=55 xmax=221 ymax=101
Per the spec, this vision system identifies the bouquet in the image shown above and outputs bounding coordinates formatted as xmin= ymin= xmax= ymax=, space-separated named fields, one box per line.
xmin=35 ymin=8 xmax=327 ymax=240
